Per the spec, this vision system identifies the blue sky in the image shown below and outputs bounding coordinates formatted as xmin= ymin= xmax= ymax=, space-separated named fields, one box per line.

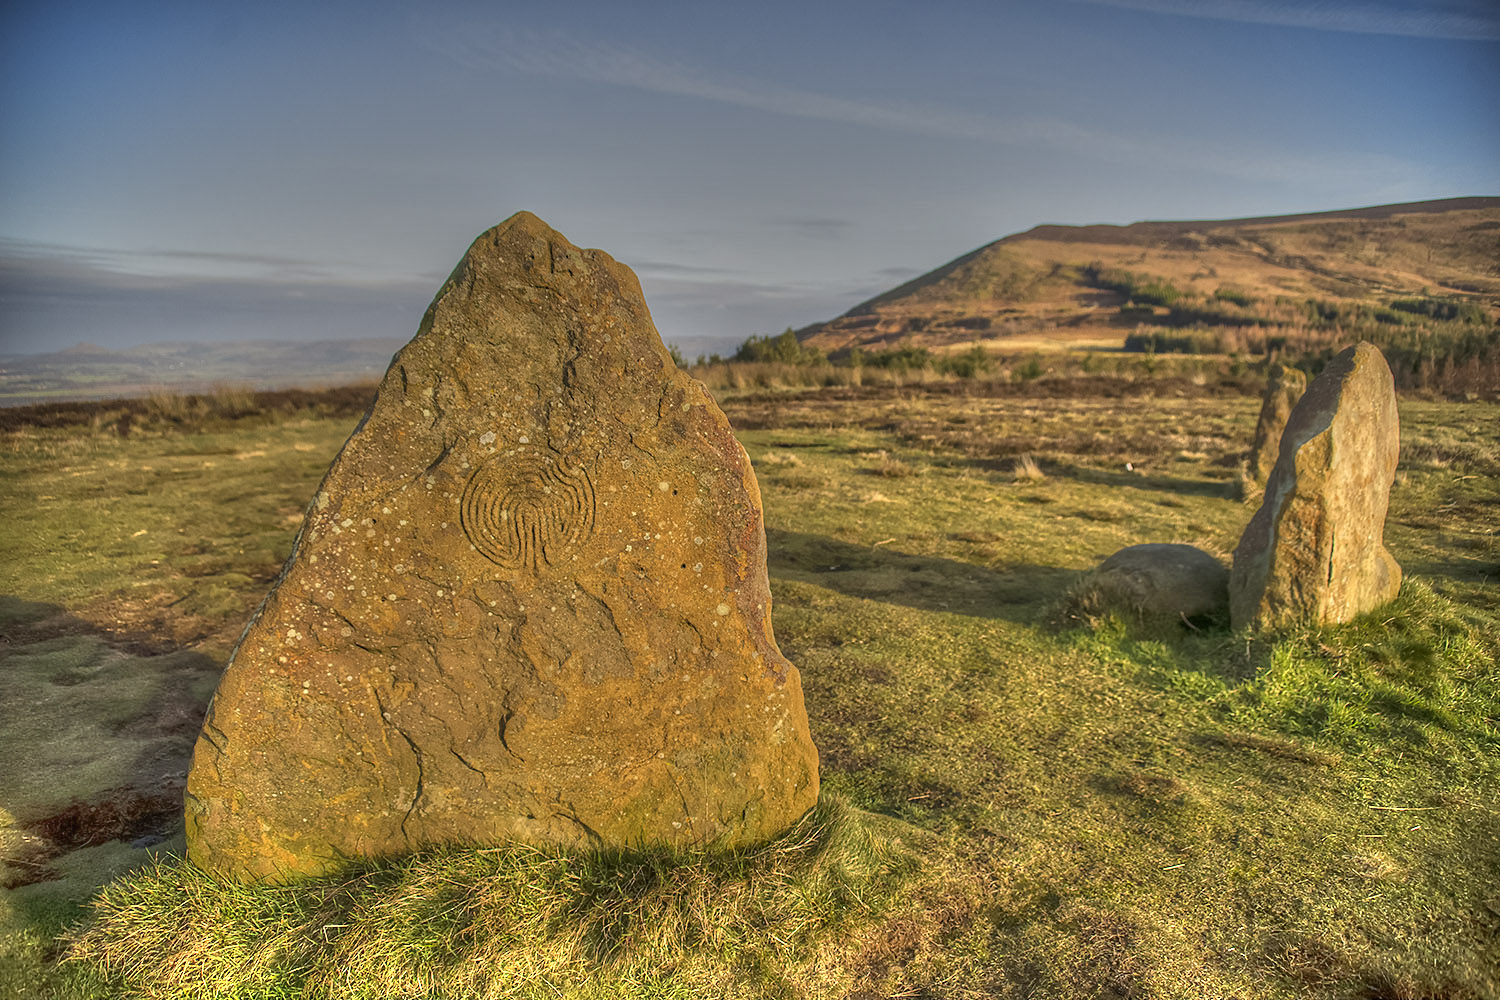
xmin=2 ymin=0 xmax=1497 ymax=357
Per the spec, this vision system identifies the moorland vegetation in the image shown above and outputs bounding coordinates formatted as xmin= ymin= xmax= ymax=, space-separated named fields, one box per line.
xmin=2 ymin=362 xmax=1496 ymax=998
xmin=793 ymin=198 xmax=1500 ymax=398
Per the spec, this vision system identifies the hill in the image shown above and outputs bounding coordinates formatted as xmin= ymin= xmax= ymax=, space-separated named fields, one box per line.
xmin=798 ymin=197 xmax=1500 ymax=367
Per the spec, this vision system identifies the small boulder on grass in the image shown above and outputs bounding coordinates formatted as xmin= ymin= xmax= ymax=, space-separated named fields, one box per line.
xmin=1071 ymin=543 xmax=1229 ymax=624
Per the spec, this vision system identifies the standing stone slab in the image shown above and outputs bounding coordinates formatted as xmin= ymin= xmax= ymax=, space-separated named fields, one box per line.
xmin=185 ymin=213 xmax=820 ymax=881
xmin=1230 ymin=342 xmax=1401 ymax=631
xmin=1247 ymin=361 xmax=1307 ymax=489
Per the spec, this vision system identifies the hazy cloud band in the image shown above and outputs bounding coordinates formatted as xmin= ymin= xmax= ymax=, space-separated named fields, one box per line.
xmin=427 ymin=29 xmax=1422 ymax=188
xmin=1073 ymin=0 xmax=1500 ymax=39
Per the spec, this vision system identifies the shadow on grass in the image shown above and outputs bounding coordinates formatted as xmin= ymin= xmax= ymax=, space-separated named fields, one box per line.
xmin=905 ymin=452 xmax=1242 ymax=501
xmin=765 ymin=528 xmax=1078 ymax=622
xmin=0 ymin=594 xmax=218 ymax=893
xmin=1063 ymin=464 xmax=1241 ymax=499
xmin=1399 ymin=552 xmax=1498 ymax=598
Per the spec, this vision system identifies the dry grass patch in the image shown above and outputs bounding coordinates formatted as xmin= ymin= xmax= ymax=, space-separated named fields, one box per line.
xmin=1010 ymin=454 xmax=1045 ymax=482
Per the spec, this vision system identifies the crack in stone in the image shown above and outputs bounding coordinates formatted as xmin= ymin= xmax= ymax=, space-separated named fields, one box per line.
xmin=200 ymin=718 xmax=229 ymax=757
xmin=424 ymin=439 xmax=454 ymax=477
xmin=498 ymin=710 xmax=524 ymax=762
xmin=449 ymin=748 xmax=485 ymax=780
xmin=427 ymin=373 xmax=446 ymax=429
xmin=664 ymin=766 xmax=695 ymax=838
xmin=552 ymin=806 xmax=602 ymax=845
xmin=392 ymin=726 xmax=425 ymax=845
xmin=326 ymin=607 xmax=364 ymax=636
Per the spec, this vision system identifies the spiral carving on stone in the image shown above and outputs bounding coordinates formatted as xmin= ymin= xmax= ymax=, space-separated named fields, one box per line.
xmin=461 ymin=452 xmax=595 ymax=571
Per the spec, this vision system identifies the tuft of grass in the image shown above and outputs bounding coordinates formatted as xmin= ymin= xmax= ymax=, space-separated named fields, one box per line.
xmin=755 ymin=449 xmax=804 ymax=468
xmin=1068 ymin=580 xmax=1499 ymax=763
xmin=1011 ymin=453 xmax=1046 ymax=482
xmin=65 ymin=796 xmax=987 ymax=999
xmin=871 ymin=455 xmax=915 ymax=478
xmin=1217 ymin=581 xmax=1500 ymax=758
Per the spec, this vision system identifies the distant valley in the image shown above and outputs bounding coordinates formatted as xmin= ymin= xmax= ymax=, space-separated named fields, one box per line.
xmin=0 ymin=338 xmax=404 ymax=404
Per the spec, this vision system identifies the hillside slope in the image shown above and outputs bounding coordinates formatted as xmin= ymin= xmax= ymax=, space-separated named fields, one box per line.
xmin=800 ymin=197 xmax=1500 ymax=358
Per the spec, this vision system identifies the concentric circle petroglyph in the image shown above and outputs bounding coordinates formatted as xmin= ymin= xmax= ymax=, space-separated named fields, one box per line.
xmin=461 ymin=452 xmax=596 ymax=571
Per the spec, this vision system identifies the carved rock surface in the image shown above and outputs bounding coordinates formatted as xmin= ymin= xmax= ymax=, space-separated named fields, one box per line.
xmin=1230 ymin=342 xmax=1401 ymax=631
xmin=185 ymin=213 xmax=820 ymax=881
xmin=1082 ymin=543 xmax=1229 ymax=621
xmin=1247 ymin=362 xmax=1307 ymax=488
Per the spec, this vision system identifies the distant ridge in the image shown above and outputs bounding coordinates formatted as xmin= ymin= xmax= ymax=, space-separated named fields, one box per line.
xmin=801 ymin=197 xmax=1500 ymax=354
xmin=1008 ymin=196 xmax=1500 ymax=247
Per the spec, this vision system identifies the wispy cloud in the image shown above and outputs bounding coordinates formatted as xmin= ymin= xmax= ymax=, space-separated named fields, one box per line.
xmin=429 ymin=30 xmax=1087 ymax=147
xmin=0 ymin=249 xmax=432 ymax=354
xmin=640 ymin=273 xmax=835 ymax=309
xmin=0 ymin=238 xmax=423 ymax=285
xmin=1073 ymin=0 xmax=1500 ymax=39
xmin=773 ymin=217 xmax=857 ymax=238
xmin=626 ymin=259 xmax=738 ymax=278
xmin=0 ymin=237 xmax=324 ymax=280
xmin=0 ymin=240 xmax=827 ymax=356
xmin=632 ymin=274 xmax=854 ymax=354
xmin=422 ymin=30 xmax=1421 ymax=188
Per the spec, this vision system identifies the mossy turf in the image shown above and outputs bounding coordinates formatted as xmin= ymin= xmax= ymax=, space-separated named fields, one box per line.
xmin=2 ymin=385 xmax=1496 ymax=998
xmin=66 ymin=797 xmax=985 ymax=1000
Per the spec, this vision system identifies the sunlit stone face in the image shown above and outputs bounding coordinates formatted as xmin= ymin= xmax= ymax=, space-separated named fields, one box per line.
xmin=184 ymin=212 xmax=820 ymax=882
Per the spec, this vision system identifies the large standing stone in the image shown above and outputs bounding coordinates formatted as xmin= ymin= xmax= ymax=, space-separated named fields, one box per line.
xmin=1229 ymin=342 xmax=1401 ymax=631
xmin=1247 ymin=361 xmax=1307 ymax=489
xmin=185 ymin=213 xmax=820 ymax=881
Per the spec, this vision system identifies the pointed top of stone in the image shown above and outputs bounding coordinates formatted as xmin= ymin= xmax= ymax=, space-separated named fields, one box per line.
xmin=497 ymin=209 xmax=548 ymax=231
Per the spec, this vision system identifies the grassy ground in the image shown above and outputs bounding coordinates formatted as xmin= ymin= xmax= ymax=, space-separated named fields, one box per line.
xmin=1 ymin=380 xmax=1496 ymax=998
